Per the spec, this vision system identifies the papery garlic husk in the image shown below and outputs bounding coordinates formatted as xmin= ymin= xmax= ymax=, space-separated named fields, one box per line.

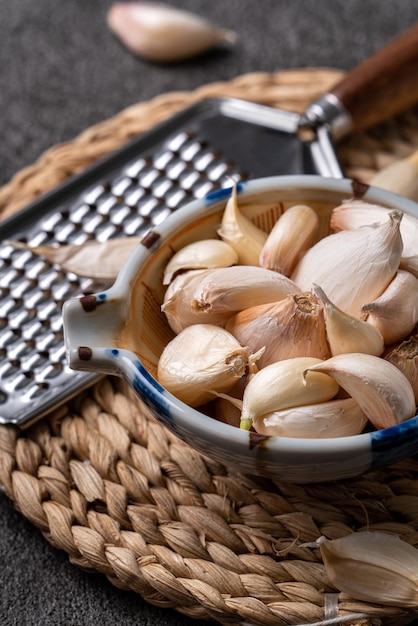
xmin=7 ymin=237 xmax=140 ymax=282
xmin=361 ymin=270 xmax=418 ymax=345
xmin=107 ymin=2 xmax=237 ymax=62
xmin=313 ymin=284 xmax=384 ymax=357
xmin=157 ymin=324 xmax=250 ymax=406
xmin=319 ymin=531 xmax=418 ymax=607
xmin=305 ymin=353 xmax=416 ymax=429
xmin=330 ymin=199 xmax=418 ymax=259
xmin=291 ymin=211 xmax=403 ymax=318
xmin=252 ymin=398 xmax=368 ymax=438
xmin=385 ymin=334 xmax=418 ymax=404
xmin=163 ymin=239 xmax=238 ymax=285
xmin=218 ymin=186 xmax=268 ymax=265
xmin=225 ymin=292 xmax=330 ymax=368
xmin=240 ymin=357 xmax=339 ymax=430
xmin=259 ymin=204 xmax=319 ymax=276
xmin=370 ymin=150 xmax=418 ymax=202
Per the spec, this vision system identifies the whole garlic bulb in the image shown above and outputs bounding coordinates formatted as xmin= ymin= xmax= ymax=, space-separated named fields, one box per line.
xmin=107 ymin=2 xmax=237 ymax=62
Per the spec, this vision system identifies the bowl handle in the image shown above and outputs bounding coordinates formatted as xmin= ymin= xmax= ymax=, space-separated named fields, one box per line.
xmin=62 ymin=293 xmax=125 ymax=376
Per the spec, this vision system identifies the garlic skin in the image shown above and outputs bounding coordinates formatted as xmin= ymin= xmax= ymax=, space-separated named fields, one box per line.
xmin=157 ymin=324 xmax=249 ymax=406
xmin=361 ymin=270 xmax=418 ymax=345
xmin=8 ymin=237 xmax=140 ymax=283
xmin=313 ymin=284 xmax=384 ymax=357
xmin=320 ymin=532 xmax=418 ymax=607
xmin=291 ymin=211 xmax=403 ymax=318
xmin=305 ymin=353 xmax=416 ymax=430
xmin=370 ymin=150 xmax=418 ymax=202
xmin=330 ymin=199 xmax=418 ymax=258
xmin=253 ymin=398 xmax=367 ymax=438
xmin=240 ymin=357 xmax=340 ymax=430
xmin=218 ymin=186 xmax=268 ymax=266
xmin=107 ymin=2 xmax=237 ymax=62
xmin=385 ymin=334 xmax=418 ymax=404
xmin=225 ymin=292 xmax=330 ymax=368
xmin=163 ymin=239 xmax=238 ymax=285
xmin=259 ymin=204 xmax=319 ymax=276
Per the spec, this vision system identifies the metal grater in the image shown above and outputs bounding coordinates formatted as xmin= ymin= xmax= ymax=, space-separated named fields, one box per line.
xmin=0 ymin=97 xmax=335 ymax=427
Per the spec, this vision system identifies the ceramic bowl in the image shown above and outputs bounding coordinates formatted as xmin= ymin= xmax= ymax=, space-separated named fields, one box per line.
xmin=62 ymin=175 xmax=418 ymax=483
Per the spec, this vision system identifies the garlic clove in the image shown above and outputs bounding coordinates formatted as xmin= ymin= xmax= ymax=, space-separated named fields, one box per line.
xmin=252 ymin=398 xmax=368 ymax=438
xmin=191 ymin=265 xmax=301 ymax=316
xmin=217 ymin=186 xmax=268 ymax=266
xmin=157 ymin=324 xmax=250 ymax=406
xmin=385 ymin=334 xmax=418 ymax=404
xmin=240 ymin=357 xmax=340 ymax=430
xmin=291 ymin=211 xmax=403 ymax=318
xmin=162 ymin=269 xmax=231 ymax=333
xmin=161 ymin=266 xmax=300 ymax=333
xmin=163 ymin=239 xmax=238 ymax=285
xmin=361 ymin=270 xmax=418 ymax=345
xmin=305 ymin=353 xmax=416 ymax=429
xmin=259 ymin=204 xmax=319 ymax=276
xmin=313 ymin=284 xmax=384 ymax=357
xmin=330 ymin=198 xmax=418 ymax=258
xmin=320 ymin=531 xmax=418 ymax=607
xmin=107 ymin=2 xmax=237 ymax=62
xmin=225 ymin=291 xmax=330 ymax=368
xmin=370 ymin=150 xmax=418 ymax=202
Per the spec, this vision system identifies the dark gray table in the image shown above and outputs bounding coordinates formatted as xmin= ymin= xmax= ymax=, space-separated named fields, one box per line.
xmin=1 ymin=2 xmax=418 ymax=624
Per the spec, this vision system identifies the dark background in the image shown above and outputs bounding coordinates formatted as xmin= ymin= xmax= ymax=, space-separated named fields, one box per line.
xmin=1 ymin=2 xmax=418 ymax=625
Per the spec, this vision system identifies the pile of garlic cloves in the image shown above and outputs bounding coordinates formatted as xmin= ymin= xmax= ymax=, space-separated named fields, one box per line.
xmin=158 ymin=187 xmax=418 ymax=438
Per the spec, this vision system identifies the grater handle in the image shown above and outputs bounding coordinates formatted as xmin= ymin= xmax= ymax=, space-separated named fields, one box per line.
xmin=300 ymin=22 xmax=418 ymax=138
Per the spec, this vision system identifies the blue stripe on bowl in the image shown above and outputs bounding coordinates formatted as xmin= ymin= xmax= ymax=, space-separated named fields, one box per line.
xmin=205 ymin=182 xmax=245 ymax=204
xmin=370 ymin=415 xmax=418 ymax=471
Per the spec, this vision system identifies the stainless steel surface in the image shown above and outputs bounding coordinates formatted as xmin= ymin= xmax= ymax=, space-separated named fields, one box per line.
xmin=0 ymin=97 xmax=341 ymax=427
xmin=299 ymin=92 xmax=353 ymax=139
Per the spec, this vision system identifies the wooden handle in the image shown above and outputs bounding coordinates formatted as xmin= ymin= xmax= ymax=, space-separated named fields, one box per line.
xmin=331 ymin=22 xmax=418 ymax=132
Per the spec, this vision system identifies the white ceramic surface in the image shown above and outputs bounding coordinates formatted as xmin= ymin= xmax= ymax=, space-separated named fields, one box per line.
xmin=62 ymin=175 xmax=418 ymax=483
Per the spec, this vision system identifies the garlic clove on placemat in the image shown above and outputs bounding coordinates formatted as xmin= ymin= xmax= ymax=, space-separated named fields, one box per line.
xmin=319 ymin=532 xmax=418 ymax=607
xmin=107 ymin=2 xmax=237 ymax=62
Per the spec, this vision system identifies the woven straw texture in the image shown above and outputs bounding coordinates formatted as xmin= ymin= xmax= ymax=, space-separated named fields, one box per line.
xmin=1 ymin=69 xmax=418 ymax=626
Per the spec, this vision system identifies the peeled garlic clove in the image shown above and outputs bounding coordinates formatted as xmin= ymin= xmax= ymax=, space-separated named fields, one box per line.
xmin=218 ymin=186 xmax=268 ymax=266
xmin=107 ymin=2 xmax=237 ymax=62
xmin=157 ymin=324 xmax=249 ymax=406
xmin=225 ymin=291 xmax=330 ymax=368
xmin=361 ymin=270 xmax=418 ymax=345
xmin=385 ymin=334 xmax=418 ymax=404
xmin=162 ymin=269 xmax=231 ymax=333
xmin=191 ymin=265 xmax=300 ymax=315
xmin=240 ymin=357 xmax=339 ymax=430
xmin=370 ymin=150 xmax=418 ymax=202
xmin=259 ymin=204 xmax=319 ymax=276
xmin=305 ymin=353 xmax=416 ymax=429
xmin=313 ymin=284 xmax=384 ymax=356
xmin=291 ymin=211 xmax=403 ymax=318
xmin=163 ymin=239 xmax=238 ymax=285
xmin=320 ymin=532 xmax=418 ymax=607
xmin=253 ymin=398 xmax=368 ymax=438
xmin=330 ymin=199 xmax=418 ymax=258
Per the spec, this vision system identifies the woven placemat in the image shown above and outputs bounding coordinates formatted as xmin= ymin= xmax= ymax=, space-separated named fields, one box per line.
xmin=1 ymin=69 xmax=418 ymax=626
